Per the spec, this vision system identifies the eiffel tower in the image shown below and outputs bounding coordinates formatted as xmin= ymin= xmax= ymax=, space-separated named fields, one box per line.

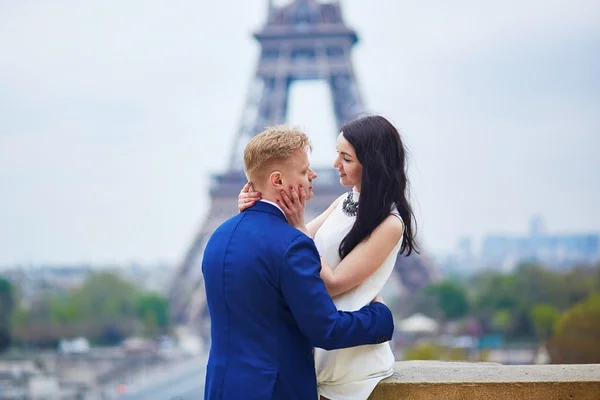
xmin=168 ymin=0 xmax=434 ymax=332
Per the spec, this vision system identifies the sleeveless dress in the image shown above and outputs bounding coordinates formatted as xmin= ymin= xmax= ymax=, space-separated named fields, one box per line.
xmin=314 ymin=188 xmax=403 ymax=400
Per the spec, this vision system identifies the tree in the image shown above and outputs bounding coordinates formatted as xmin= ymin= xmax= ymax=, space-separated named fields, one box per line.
xmin=491 ymin=309 xmax=512 ymax=336
xmin=563 ymin=266 xmax=600 ymax=306
xmin=549 ymin=292 xmax=600 ymax=364
xmin=12 ymin=271 xmax=139 ymax=346
xmin=135 ymin=293 xmax=169 ymax=337
xmin=73 ymin=271 xmax=137 ymax=320
xmin=0 ymin=279 xmax=14 ymax=351
xmin=469 ymin=263 xmax=600 ymax=340
xmin=404 ymin=343 xmax=441 ymax=361
xmin=424 ymin=281 xmax=469 ymax=320
xmin=529 ymin=304 xmax=560 ymax=343
xmin=66 ymin=271 xmax=138 ymax=344
xmin=471 ymin=274 xmax=519 ymax=316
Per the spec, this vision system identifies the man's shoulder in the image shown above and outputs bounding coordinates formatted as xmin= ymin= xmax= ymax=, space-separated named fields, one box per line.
xmin=250 ymin=214 xmax=309 ymax=245
xmin=210 ymin=212 xmax=246 ymax=235
xmin=214 ymin=210 xmax=307 ymax=245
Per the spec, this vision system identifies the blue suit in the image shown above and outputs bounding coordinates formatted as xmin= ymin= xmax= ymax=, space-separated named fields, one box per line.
xmin=202 ymin=201 xmax=394 ymax=400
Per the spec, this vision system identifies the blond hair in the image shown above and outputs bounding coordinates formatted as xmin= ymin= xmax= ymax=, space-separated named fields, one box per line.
xmin=244 ymin=125 xmax=312 ymax=183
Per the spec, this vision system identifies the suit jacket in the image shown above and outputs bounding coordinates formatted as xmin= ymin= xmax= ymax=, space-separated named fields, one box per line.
xmin=202 ymin=201 xmax=394 ymax=400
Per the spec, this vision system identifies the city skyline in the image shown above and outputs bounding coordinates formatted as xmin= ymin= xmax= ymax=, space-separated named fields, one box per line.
xmin=1 ymin=0 xmax=599 ymax=266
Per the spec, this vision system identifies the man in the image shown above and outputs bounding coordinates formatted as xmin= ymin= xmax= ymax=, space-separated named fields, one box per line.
xmin=202 ymin=126 xmax=394 ymax=399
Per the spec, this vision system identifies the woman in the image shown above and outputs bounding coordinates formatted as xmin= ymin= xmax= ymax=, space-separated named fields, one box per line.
xmin=238 ymin=115 xmax=417 ymax=400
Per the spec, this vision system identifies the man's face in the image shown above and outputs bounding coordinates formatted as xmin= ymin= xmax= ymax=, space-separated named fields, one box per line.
xmin=281 ymin=148 xmax=317 ymax=200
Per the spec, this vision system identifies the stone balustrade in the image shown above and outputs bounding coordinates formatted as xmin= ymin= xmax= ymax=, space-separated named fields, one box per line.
xmin=368 ymin=361 xmax=600 ymax=400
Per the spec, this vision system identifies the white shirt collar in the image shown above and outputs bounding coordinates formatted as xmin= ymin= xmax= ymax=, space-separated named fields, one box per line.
xmin=259 ymin=199 xmax=288 ymax=221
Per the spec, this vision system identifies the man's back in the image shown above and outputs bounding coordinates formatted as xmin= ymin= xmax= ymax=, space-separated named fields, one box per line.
xmin=203 ymin=202 xmax=394 ymax=399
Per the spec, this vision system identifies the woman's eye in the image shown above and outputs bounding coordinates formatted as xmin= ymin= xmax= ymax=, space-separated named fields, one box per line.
xmin=343 ymin=158 xmax=351 ymax=162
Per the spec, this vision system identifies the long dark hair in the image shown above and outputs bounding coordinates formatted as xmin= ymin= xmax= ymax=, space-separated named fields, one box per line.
xmin=338 ymin=115 xmax=418 ymax=259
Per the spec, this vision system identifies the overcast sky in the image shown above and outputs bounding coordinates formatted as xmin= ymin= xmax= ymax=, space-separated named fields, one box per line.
xmin=1 ymin=0 xmax=599 ymax=267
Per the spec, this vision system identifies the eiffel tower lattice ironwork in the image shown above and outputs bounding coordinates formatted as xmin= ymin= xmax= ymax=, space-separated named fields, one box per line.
xmin=167 ymin=0 xmax=365 ymax=328
xmin=167 ymin=0 xmax=434 ymax=332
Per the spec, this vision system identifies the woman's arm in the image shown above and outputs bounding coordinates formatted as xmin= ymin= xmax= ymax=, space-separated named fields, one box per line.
xmin=319 ymin=215 xmax=404 ymax=297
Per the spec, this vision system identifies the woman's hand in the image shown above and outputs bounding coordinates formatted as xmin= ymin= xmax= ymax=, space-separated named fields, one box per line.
xmin=238 ymin=182 xmax=262 ymax=212
xmin=277 ymin=184 xmax=308 ymax=235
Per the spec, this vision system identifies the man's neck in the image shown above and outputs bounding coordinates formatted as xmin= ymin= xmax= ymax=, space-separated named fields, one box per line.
xmin=259 ymin=196 xmax=287 ymax=220
xmin=260 ymin=193 xmax=278 ymax=204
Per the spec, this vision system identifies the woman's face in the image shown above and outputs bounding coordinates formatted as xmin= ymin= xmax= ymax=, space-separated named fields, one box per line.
xmin=333 ymin=132 xmax=363 ymax=190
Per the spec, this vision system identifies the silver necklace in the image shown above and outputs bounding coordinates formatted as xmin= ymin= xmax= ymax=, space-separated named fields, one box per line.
xmin=341 ymin=190 xmax=358 ymax=217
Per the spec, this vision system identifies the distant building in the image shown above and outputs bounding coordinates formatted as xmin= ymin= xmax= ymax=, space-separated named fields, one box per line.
xmin=438 ymin=216 xmax=600 ymax=275
xmin=0 ymin=265 xmax=93 ymax=302
xmin=0 ymin=263 xmax=172 ymax=302
xmin=480 ymin=216 xmax=599 ymax=270
xmin=438 ymin=236 xmax=477 ymax=277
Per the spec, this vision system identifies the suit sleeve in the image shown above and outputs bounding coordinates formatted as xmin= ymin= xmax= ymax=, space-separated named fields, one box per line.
xmin=280 ymin=234 xmax=394 ymax=350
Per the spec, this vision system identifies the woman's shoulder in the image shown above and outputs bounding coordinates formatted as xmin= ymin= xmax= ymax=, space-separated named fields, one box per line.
xmin=382 ymin=212 xmax=404 ymax=230
xmin=379 ymin=208 xmax=404 ymax=239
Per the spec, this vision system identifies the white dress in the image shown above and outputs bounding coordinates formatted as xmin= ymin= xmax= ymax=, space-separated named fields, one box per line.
xmin=314 ymin=188 xmax=403 ymax=400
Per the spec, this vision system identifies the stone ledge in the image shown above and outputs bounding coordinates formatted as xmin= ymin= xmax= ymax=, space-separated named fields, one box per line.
xmin=369 ymin=361 xmax=600 ymax=400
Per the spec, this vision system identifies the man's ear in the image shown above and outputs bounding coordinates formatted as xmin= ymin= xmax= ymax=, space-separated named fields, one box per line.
xmin=269 ymin=171 xmax=284 ymax=189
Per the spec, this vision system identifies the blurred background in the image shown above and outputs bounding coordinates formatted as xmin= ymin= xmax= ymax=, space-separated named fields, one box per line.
xmin=1 ymin=0 xmax=599 ymax=398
